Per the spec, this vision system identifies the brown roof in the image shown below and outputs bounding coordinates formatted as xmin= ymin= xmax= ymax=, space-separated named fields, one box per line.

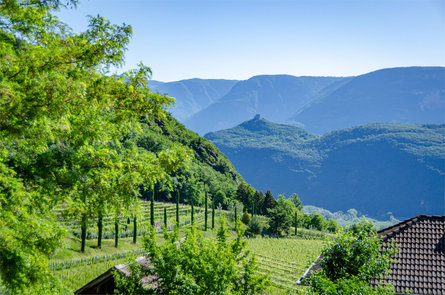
xmin=297 ymin=215 xmax=445 ymax=295
xmin=377 ymin=215 xmax=445 ymax=295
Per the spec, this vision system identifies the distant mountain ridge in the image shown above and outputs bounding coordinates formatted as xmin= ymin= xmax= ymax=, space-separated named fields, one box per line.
xmin=289 ymin=66 xmax=445 ymax=133
xmin=205 ymin=117 xmax=445 ymax=220
xmin=147 ymin=78 xmax=238 ymax=121
xmin=184 ymin=75 xmax=344 ymax=135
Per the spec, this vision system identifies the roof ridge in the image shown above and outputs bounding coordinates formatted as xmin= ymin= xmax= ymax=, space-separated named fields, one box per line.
xmin=378 ymin=214 xmax=445 ymax=238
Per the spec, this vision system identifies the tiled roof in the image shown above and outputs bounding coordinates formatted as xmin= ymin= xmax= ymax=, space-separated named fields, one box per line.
xmin=378 ymin=215 xmax=445 ymax=295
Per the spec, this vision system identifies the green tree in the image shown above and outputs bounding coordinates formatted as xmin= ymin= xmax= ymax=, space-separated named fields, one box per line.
xmin=241 ymin=209 xmax=251 ymax=225
xmin=0 ymin=1 xmax=190 ymax=292
xmin=115 ymin=220 xmax=270 ymax=294
xmin=267 ymin=195 xmax=296 ymax=235
xmin=326 ymin=218 xmax=339 ymax=233
xmin=310 ymin=213 xmax=326 ymax=231
xmin=252 ymin=190 xmax=264 ymax=216
xmin=204 ymin=191 xmax=208 ymax=231
xmin=307 ymin=221 xmax=397 ymax=294
xmin=288 ymin=193 xmax=303 ymax=211
xmin=235 ymin=182 xmax=255 ymax=212
xmin=262 ymin=190 xmax=277 ymax=215
xmin=213 ymin=189 xmax=227 ymax=209
xmin=246 ymin=217 xmax=263 ymax=237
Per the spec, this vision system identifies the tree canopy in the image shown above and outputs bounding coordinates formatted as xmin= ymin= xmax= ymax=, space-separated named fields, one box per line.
xmin=115 ymin=220 xmax=270 ymax=294
xmin=0 ymin=1 xmax=189 ymax=293
xmin=307 ymin=221 xmax=397 ymax=294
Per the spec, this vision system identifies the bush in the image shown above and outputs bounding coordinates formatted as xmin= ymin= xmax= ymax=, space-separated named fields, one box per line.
xmin=307 ymin=221 xmax=397 ymax=294
xmin=245 ymin=217 xmax=263 ymax=237
xmin=241 ymin=210 xmax=251 ymax=225
xmin=115 ymin=220 xmax=270 ymax=294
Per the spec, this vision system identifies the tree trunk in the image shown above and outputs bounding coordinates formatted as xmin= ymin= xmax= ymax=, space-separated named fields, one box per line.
xmin=81 ymin=214 xmax=87 ymax=252
xmin=164 ymin=207 xmax=167 ymax=228
xmin=97 ymin=215 xmax=103 ymax=249
xmin=294 ymin=211 xmax=298 ymax=236
xmin=204 ymin=192 xmax=208 ymax=231
xmin=133 ymin=216 xmax=137 ymax=244
xmin=115 ymin=219 xmax=119 ymax=248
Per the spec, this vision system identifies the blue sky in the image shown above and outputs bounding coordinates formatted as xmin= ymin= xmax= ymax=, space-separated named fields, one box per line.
xmin=57 ymin=0 xmax=445 ymax=82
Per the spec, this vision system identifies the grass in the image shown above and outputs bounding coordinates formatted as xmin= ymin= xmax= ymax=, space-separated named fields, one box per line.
xmin=246 ymin=236 xmax=324 ymax=294
xmin=48 ymin=201 xmax=329 ymax=294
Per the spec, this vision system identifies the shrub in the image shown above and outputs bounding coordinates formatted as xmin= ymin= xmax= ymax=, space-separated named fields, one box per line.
xmin=115 ymin=220 xmax=270 ymax=294
xmin=307 ymin=221 xmax=397 ymax=294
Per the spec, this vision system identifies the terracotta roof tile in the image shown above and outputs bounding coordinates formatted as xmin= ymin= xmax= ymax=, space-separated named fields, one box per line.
xmin=377 ymin=215 xmax=445 ymax=295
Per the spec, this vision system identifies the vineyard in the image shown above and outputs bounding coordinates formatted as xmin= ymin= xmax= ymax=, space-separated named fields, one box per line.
xmin=49 ymin=200 xmax=326 ymax=294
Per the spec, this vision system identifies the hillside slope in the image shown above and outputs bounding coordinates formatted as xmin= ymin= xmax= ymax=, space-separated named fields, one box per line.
xmin=134 ymin=113 xmax=243 ymax=204
xmin=148 ymin=79 xmax=238 ymax=121
xmin=206 ymin=117 xmax=445 ymax=219
xmin=184 ymin=75 xmax=345 ymax=135
xmin=289 ymin=67 xmax=445 ymax=133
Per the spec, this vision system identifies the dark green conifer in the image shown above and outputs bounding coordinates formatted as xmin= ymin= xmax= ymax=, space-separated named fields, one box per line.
xmin=97 ymin=215 xmax=103 ymax=249
xmin=133 ymin=216 xmax=137 ymax=244
xmin=150 ymin=187 xmax=155 ymax=227
xmin=176 ymin=191 xmax=180 ymax=227
xmin=212 ymin=200 xmax=215 ymax=229
xmin=115 ymin=219 xmax=119 ymax=248
xmin=204 ymin=192 xmax=208 ymax=231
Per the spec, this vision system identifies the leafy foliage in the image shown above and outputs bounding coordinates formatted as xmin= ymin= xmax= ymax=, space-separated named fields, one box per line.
xmin=268 ymin=195 xmax=296 ymax=235
xmin=307 ymin=221 xmax=397 ymax=294
xmin=241 ymin=209 xmax=251 ymax=225
xmin=115 ymin=220 xmax=270 ymax=294
xmin=0 ymin=1 xmax=190 ymax=292
xmin=135 ymin=113 xmax=243 ymax=207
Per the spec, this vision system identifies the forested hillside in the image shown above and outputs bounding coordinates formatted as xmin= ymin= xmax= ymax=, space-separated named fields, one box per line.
xmin=206 ymin=117 xmax=445 ymax=219
xmin=132 ymin=113 xmax=242 ymax=205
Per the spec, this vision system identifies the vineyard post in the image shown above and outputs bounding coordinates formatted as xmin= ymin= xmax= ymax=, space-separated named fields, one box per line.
xmin=164 ymin=207 xmax=167 ymax=228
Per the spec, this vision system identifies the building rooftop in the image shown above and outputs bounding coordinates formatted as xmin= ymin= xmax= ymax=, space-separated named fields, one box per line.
xmin=377 ymin=215 xmax=445 ymax=295
xmin=297 ymin=215 xmax=445 ymax=295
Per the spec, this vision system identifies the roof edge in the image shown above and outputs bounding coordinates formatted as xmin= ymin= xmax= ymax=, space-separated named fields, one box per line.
xmin=378 ymin=214 xmax=445 ymax=238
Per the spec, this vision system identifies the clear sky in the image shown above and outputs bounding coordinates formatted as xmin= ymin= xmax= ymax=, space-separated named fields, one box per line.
xmin=56 ymin=0 xmax=445 ymax=82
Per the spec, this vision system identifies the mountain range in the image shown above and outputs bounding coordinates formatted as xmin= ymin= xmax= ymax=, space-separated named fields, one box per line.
xmin=149 ymin=67 xmax=445 ymax=136
xmin=147 ymin=78 xmax=238 ymax=121
xmin=205 ymin=117 xmax=445 ymax=220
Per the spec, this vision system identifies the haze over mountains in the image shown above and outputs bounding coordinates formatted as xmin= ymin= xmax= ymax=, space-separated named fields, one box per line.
xmin=147 ymin=78 xmax=238 ymax=121
xmin=184 ymin=75 xmax=345 ymax=135
xmin=149 ymin=67 xmax=445 ymax=136
xmin=205 ymin=118 xmax=445 ymax=220
xmin=148 ymin=66 xmax=445 ymax=220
